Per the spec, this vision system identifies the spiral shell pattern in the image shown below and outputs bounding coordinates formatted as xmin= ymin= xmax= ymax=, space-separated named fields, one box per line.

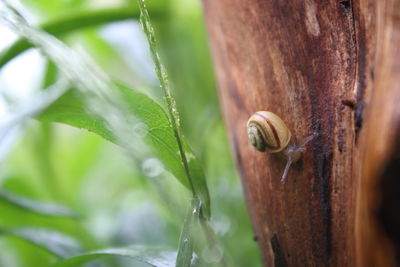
xmin=247 ymin=111 xmax=291 ymax=153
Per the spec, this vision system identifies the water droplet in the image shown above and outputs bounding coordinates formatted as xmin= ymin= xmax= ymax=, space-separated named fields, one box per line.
xmin=185 ymin=152 xmax=195 ymax=161
xmin=132 ymin=122 xmax=148 ymax=138
xmin=141 ymin=158 xmax=163 ymax=178
xmin=201 ymin=244 xmax=224 ymax=263
xmin=211 ymin=214 xmax=231 ymax=236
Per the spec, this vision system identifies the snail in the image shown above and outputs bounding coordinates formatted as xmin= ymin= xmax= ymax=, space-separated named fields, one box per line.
xmin=247 ymin=111 xmax=316 ymax=184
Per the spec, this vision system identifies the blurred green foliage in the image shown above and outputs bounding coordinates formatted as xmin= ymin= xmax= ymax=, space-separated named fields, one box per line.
xmin=0 ymin=0 xmax=262 ymax=266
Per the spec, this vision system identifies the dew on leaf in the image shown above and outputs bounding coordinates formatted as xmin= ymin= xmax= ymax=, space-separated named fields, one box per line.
xmin=141 ymin=157 xmax=163 ymax=178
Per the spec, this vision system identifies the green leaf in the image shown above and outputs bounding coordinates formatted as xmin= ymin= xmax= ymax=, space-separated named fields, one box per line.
xmin=38 ymin=83 xmax=210 ymax=216
xmin=0 ymin=189 xmax=78 ymax=218
xmin=52 ymin=247 xmax=176 ymax=267
xmin=175 ymin=198 xmax=201 ymax=267
xmin=0 ymin=4 xmax=167 ymax=68
xmin=0 ymin=227 xmax=82 ymax=258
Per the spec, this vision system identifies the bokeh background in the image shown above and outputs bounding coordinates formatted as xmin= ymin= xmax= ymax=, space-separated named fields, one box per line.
xmin=0 ymin=0 xmax=262 ymax=266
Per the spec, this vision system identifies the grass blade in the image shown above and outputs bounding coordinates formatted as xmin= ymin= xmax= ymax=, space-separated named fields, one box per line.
xmin=0 ymin=227 xmax=82 ymax=259
xmin=136 ymin=0 xmax=210 ymax=218
xmin=0 ymin=189 xmax=78 ymax=217
xmin=175 ymin=198 xmax=201 ymax=267
xmin=0 ymin=4 xmax=167 ymax=68
xmin=52 ymin=247 xmax=176 ymax=267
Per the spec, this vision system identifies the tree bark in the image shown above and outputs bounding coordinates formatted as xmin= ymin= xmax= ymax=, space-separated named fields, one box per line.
xmin=201 ymin=0 xmax=400 ymax=266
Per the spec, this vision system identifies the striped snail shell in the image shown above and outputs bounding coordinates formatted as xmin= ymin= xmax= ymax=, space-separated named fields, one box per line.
xmin=247 ymin=111 xmax=291 ymax=153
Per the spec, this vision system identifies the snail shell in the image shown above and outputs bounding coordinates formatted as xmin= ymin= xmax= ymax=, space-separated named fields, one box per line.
xmin=247 ymin=111 xmax=291 ymax=153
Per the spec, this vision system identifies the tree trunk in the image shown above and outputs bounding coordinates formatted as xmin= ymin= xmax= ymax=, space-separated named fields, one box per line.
xmin=201 ymin=0 xmax=400 ymax=266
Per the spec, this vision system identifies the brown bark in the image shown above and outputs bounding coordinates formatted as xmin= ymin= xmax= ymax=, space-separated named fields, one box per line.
xmin=201 ymin=0 xmax=400 ymax=266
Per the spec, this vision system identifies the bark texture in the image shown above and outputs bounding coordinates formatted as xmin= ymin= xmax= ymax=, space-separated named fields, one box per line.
xmin=201 ymin=0 xmax=400 ymax=266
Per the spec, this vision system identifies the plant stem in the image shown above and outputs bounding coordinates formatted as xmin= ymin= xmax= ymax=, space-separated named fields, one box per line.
xmin=136 ymin=0 xmax=197 ymax=198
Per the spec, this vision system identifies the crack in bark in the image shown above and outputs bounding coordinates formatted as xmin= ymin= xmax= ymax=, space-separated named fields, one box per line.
xmin=270 ymin=234 xmax=289 ymax=267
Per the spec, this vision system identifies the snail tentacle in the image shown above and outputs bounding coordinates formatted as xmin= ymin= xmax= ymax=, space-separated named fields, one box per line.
xmin=247 ymin=111 xmax=316 ymax=184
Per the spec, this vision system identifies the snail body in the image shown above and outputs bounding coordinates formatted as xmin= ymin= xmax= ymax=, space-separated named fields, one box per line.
xmin=247 ymin=111 xmax=315 ymax=183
